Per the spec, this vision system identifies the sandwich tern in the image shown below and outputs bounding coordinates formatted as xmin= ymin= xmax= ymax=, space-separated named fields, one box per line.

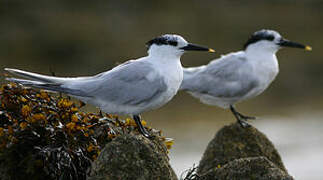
xmin=180 ymin=29 xmax=311 ymax=127
xmin=5 ymin=34 xmax=215 ymax=137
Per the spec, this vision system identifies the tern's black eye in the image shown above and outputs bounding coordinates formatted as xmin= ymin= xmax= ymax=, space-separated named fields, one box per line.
xmin=168 ymin=40 xmax=178 ymax=46
xmin=146 ymin=36 xmax=178 ymax=49
xmin=243 ymin=30 xmax=275 ymax=49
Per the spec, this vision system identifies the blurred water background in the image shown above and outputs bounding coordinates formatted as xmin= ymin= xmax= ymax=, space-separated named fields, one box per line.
xmin=1 ymin=0 xmax=322 ymax=179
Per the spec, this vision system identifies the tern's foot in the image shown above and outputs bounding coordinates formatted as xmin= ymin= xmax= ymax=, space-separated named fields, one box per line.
xmin=234 ymin=113 xmax=256 ymax=128
xmin=236 ymin=114 xmax=255 ymax=128
xmin=137 ymin=125 xmax=154 ymax=139
xmin=141 ymin=130 xmax=153 ymax=139
xmin=229 ymin=105 xmax=256 ymax=128
xmin=238 ymin=113 xmax=256 ymax=120
xmin=238 ymin=119 xmax=251 ymax=128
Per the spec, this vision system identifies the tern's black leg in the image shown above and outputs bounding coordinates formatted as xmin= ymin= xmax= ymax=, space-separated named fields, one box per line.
xmin=133 ymin=115 xmax=151 ymax=138
xmin=229 ymin=105 xmax=255 ymax=127
xmin=49 ymin=68 xmax=64 ymax=98
xmin=79 ymin=101 xmax=86 ymax=108
xmin=115 ymin=116 xmax=122 ymax=126
xmin=99 ymin=110 xmax=103 ymax=117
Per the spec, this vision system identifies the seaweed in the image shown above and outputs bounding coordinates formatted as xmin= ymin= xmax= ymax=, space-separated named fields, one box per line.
xmin=0 ymin=83 xmax=172 ymax=179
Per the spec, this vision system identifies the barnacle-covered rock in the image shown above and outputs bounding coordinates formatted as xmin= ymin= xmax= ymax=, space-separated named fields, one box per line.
xmin=0 ymin=83 xmax=175 ymax=180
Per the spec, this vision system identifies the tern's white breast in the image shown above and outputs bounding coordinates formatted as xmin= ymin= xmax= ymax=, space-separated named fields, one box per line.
xmin=243 ymin=52 xmax=279 ymax=100
xmin=151 ymin=58 xmax=183 ymax=106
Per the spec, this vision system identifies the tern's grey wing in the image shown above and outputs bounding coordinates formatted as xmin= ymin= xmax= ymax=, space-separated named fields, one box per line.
xmin=186 ymin=52 xmax=258 ymax=98
xmin=65 ymin=60 xmax=168 ymax=106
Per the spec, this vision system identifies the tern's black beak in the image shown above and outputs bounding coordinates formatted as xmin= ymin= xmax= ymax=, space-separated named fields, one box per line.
xmin=180 ymin=43 xmax=215 ymax=53
xmin=278 ymin=39 xmax=312 ymax=51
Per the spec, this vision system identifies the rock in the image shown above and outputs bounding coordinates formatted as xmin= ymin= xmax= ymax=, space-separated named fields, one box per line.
xmin=198 ymin=123 xmax=288 ymax=175
xmin=199 ymin=156 xmax=293 ymax=180
xmin=88 ymin=133 xmax=178 ymax=180
xmin=0 ymin=162 xmax=10 ymax=180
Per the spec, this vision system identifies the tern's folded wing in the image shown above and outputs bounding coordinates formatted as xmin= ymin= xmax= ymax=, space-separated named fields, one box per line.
xmin=65 ymin=60 xmax=168 ymax=106
xmin=186 ymin=52 xmax=259 ymax=98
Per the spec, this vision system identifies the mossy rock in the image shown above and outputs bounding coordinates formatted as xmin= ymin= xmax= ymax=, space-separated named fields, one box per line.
xmin=89 ymin=133 xmax=178 ymax=180
xmin=198 ymin=123 xmax=287 ymax=175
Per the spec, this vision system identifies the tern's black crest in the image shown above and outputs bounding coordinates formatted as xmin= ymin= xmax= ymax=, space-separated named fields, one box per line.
xmin=146 ymin=35 xmax=178 ymax=49
xmin=243 ymin=30 xmax=275 ymax=49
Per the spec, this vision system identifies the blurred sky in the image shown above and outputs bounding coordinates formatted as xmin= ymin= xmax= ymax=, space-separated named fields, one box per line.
xmin=1 ymin=0 xmax=323 ymax=179
xmin=1 ymin=0 xmax=322 ymax=107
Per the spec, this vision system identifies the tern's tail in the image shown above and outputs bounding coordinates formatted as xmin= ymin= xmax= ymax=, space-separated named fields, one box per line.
xmin=4 ymin=68 xmax=68 ymax=83
xmin=4 ymin=68 xmax=89 ymax=97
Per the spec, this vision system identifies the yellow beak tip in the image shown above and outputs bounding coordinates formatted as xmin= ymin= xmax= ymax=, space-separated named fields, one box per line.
xmin=208 ymin=48 xmax=215 ymax=53
xmin=305 ymin=45 xmax=312 ymax=51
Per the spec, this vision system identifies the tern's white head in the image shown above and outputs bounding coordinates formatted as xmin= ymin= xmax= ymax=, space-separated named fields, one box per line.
xmin=244 ymin=29 xmax=312 ymax=54
xmin=146 ymin=34 xmax=215 ymax=58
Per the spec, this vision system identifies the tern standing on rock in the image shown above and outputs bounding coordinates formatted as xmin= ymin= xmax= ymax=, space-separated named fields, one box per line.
xmin=180 ymin=30 xmax=311 ymax=127
xmin=5 ymin=34 xmax=215 ymax=138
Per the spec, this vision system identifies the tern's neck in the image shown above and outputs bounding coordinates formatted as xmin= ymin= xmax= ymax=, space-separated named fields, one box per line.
xmin=147 ymin=46 xmax=183 ymax=63
xmin=147 ymin=51 xmax=182 ymax=64
xmin=245 ymin=46 xmax=278 ymax=60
